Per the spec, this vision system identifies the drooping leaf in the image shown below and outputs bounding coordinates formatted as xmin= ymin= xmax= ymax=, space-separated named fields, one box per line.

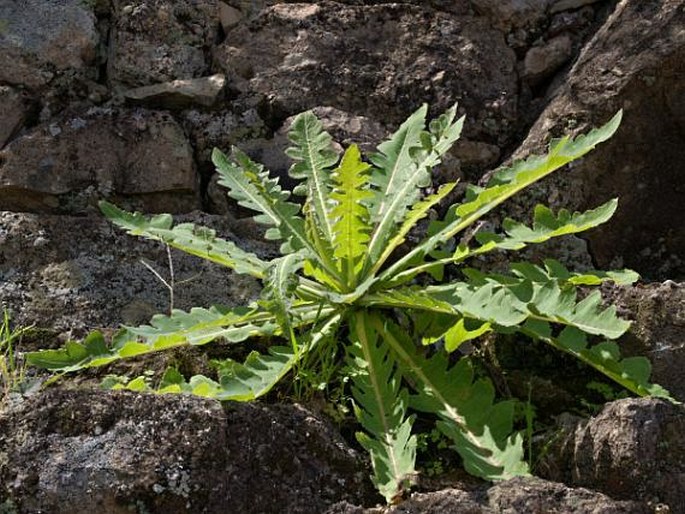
xmin=375 ymin=317 xmax=529 ymax=481
xmin=100 ymin=201 xmax=267 ymax=278
xmin=26 ymin=302 xmax=335 ymax=372
xmin=349 ymin=311 xmax=417 ymax=503
xmin=380 ymin=111 xmax=623 ymax=285
xmin=522 ymin=322 xmax=673 ymax=400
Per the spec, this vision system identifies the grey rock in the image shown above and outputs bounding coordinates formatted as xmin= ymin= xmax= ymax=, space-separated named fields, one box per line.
xmin=505 ymin=0 xmax=685 ymax=279
xmin=326 ymin=476 xmax=649 ymax=513
xmin=472 ymin=0 xmax=552 ymax=31
xmin=0 ymin=211 xmax=267 ymax=334
xmin=0 ymin=108 xmax=199 ymax=214
xmin=215 ymin=1 xmax=518 ymax=145
xmin=0 ymin=86 xmax=32 ymax=148
xmin=219 ymin=1 xmax=243 ymax=31
xmin=108 ymin=0 xmax=219 ymax=89
xmin=0 ymin=0 xmax=98 ymax=89
xmin=0 ymin=389 xmax=374 ymax=513
xmin=123 ymin=74 xmax=227 ymax=109
xmin=551 ymin=0 xmax=604 ymax=14
xmin=523 ymin=34 xmax=573 ymax=84
xmin=609 ymin=281 xmax=685 ymax=401
xmin=538 ymin=398 xmax=685 ymax=513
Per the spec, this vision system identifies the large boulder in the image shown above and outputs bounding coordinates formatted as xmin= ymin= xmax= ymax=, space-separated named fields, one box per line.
xmin=538 ymin=398 xmax=685 ymax=512
xmin=0 ymin=108 xmax=199 ymax=214
xmin=0 ymin=0 xmax=98 ymax=89
xmin=0 ymin=389 xmax=373 ymax=513
xmin=108 ymin=0 xmax=219 ymax=89
xmin=0 ymin=211 xmax=267 ymax=334
xmin=504 ymin=0 xmax=685 ymax=280
xmin=215 ymin=2 xmax=518 ymax=145
xmin=327 ymin=476 xmax=649 ymax=513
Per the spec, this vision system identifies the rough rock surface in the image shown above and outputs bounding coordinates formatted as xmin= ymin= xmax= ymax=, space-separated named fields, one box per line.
xmin=0 ymin=0 xmax=98 ymax=89
xmin=0 ymin=108 xmax=198 ymax=213
xmin=611 ymin=281 xmax=685 ymax=403
xmin=215 ymin=2 xmax=519 ymax=144
xmin=0 ymin=212 xmax=266 ymax=335
xmin=0 ymin=86 xmax=33 ymax=148
xmin=0 ymin=389 xmax=374 ymax=513
xmin=326 ymin=476 xmax=649 ymax=513
xmin=538 ymin=398 xmax=685 ymax=512
xmin=108 ymin=0 xmax=219 ymax=89
xmin=506 ymin=0 xmax=685 ymax=280
xmin=123 ymin=74 xmax=227 ymax=110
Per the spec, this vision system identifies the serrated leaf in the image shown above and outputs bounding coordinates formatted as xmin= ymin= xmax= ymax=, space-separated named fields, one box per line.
xmin=381 ymin=111 xmax=623 ymax=285
xmin=259 ymin=252 xmax=305 ymax=341
xmin=100 ymin=201 xmax=268 ymax=278
xmin=443 ymin=319 xmax=492 ymax=353
xmin=524 ymin=324 xmax=673 ymax=400
xmin=329 ymin=144 xmax=374 ymax=279
xmin=375 ymin=317 xmax=529 ymax=481
xmin=349 ymin=311 xmax=417 ymax=503
xmin=286 ymin=111 xmax=339 ymax=247
xmin=365 ymin=105 xmax=463 ymax=277
xmin=213 ymin=148 xmax=310 ymax=255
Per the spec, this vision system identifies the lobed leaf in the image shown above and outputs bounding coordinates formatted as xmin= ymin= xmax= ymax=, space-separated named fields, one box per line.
xmin=329 ymin=145 xmax=374 ymax=281
xmin=286 ymin=111 xmax=339 ymax=252
xmin=349 ymin=311 xmax=417 ymax=503
xmin=100 ymin=201 xmax=268 ymax=278
xmin=374 ymin=317 xmax=529 ymax=481
xmin=380 ymin=111 xmax=623 ymax=285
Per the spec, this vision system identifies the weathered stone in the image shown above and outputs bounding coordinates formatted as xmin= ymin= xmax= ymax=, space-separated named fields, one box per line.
xmin=523 ymin=34 xmax=573 ymax=84
xmin=0 ymin=108 xmax=199 ymax=213
xmin=472 ymin=0 xmax=552 ymax=31
xmin=0 ymin=389 xmax=374 ymax=513
xmin=451 ymin=140 xmax=501 ymax=175
xmin=326 ymin=477 xmax=649 ymax=513
xmin=0 ymin=211 xmax=268 ymax=334
xmin=0 ymin=0 xmax=98 ymax=89
xmin=215 ymin=2 xmax=518 ymax=144
xmin=551 ymin=0 xmax=604 ymax=14
xmin=219 ymin=1 xmax=243 ymax=31
xmin=0 ymin=87 xmax=32 ymax=148
xmin=108 ymin=0 xmax=219 ymax=89
xmin=505 ymin=0 xmax=685 ymax=280
xmin=609 ymin=281 xmax=685 ymax=401
xmin=538 ymin=398 xmax=685 ymax=512
xmin=124 ymin=74 xmax=227 ymax=109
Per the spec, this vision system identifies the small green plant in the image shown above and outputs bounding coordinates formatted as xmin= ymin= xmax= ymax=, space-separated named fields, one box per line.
xmin=1 ymin=311 xmax=31 ymax=407
xmin=27 ymin=105 xmax=671 ymax=503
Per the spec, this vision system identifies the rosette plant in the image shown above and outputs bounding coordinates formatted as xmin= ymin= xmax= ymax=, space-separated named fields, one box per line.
xmin=28 ymin=105 xmax=670 ymax=503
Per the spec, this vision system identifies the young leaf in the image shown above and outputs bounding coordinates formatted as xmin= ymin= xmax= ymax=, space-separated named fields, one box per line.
xmin=349 ymin=311 xmax=417 ymax=503
xmin=259 ymin=252 xmax=305 ymax=345
xmin=329 ymin=145 xmax=374 ymax=281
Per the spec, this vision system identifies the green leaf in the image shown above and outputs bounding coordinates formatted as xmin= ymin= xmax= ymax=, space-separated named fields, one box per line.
xmin=259 ymin=252 xmax=305 ymax=343
xmin=349 ymin=311 xmax=417 ymax=504
xmin=380 ymin=111 xmax=623 ymax=285
xmin=375 ymin=317 xmax=529 ymax=481
xmin=443 ymin=319 xmax=491 ymax=353
xmin=99 ymin=201 xmax=267 ymax=278
xmin=365 ymin=105 xmax=463 ymax=276
xmin=524 ymin=324 xmax=673 ymax=400
xmin=329 ymin=145 xmax=374 ymax=280
xmin=213 ymin=148 xmax=310 ymax=255
xmin=286 ymin=111 xmax=339 ymax=248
